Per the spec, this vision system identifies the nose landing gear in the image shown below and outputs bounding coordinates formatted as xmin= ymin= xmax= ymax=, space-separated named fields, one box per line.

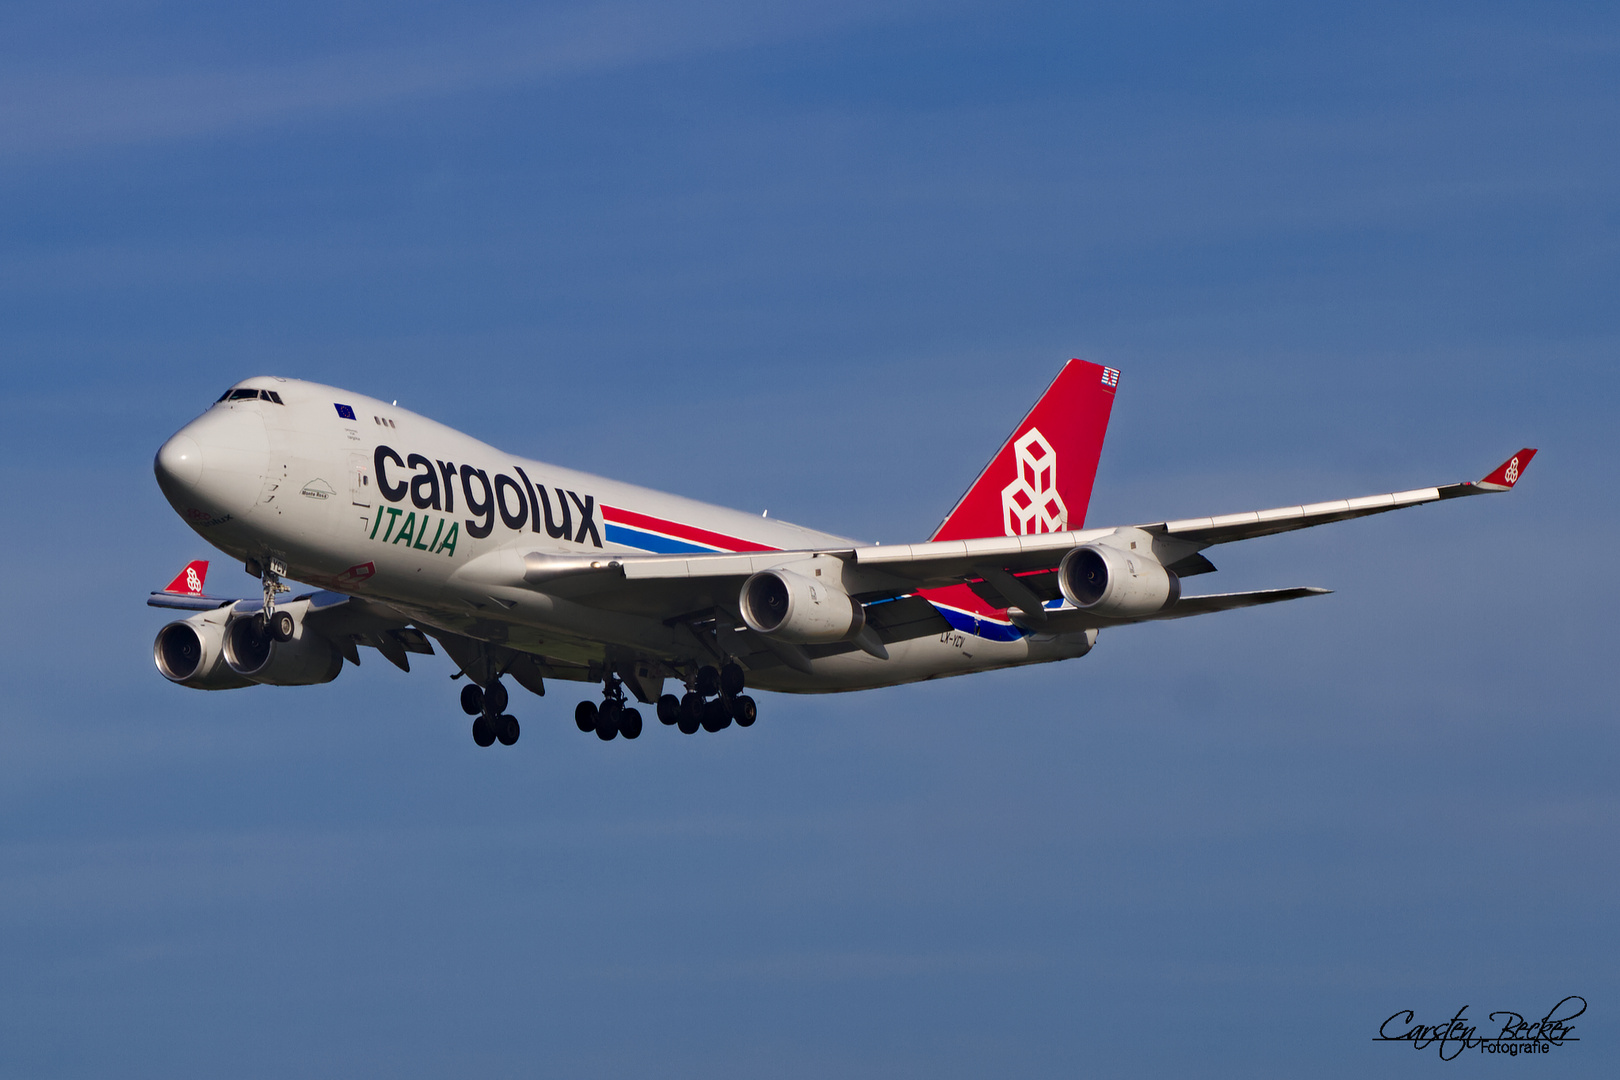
xmin=248 ymin=557 xmax=294 ymax=640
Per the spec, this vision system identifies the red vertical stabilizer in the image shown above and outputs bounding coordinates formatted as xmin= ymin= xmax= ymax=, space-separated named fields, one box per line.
xmin=163 ymin=560 xmax=209 ymax=595
xmin=931 ymin=359 xmax=1118 ymax=541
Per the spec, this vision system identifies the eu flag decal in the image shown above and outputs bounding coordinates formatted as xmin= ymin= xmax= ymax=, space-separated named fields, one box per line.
xmin=334 ymin=403 xmax=357 ymax=420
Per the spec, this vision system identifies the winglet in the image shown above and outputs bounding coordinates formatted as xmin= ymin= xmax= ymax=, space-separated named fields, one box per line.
xmin=162 ymin=560 xmax=209 ymax=595
xmin=1476 ymin=448 xmax=1537 ymax=492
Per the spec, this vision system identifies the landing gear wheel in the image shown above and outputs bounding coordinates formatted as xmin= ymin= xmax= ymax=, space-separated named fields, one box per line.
xmin=657 ymin=694 xmax=681 ymax=725
xmin=575 ymin=701 xmax=598 ymax=733
xmin=680 ymin=692 xmax=701 ymax=722
xmin=270 ymin=611 xmax=295 ymax=642
xmin=471 ymin=716 xmax=496 ymax=747
xmin=701 ymin=698 xmax=732 ymax=732
xmin=719 ymin=662 xmax=745 ymax=698
xmin=460 ymin=684 xmax=485 ymax=716
xmin=677 ymin=713 xmax=700 ymax=735
xmin=496 ymin=715 xmax=520 ymax=746
xmin=696 ymin=665 xmax=720 ymax=697
xmin=483 ymin=680 xmax=509 ymax=715
xmin=596 ymin=701 xmax=621 ymax=741
xmin=730 ymin=694 xmax=757 ymax=727
xmin=620 ymin=709 xmax=643 ymax=740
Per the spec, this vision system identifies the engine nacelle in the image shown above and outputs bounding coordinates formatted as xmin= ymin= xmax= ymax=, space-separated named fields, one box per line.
xmin=154 ymin=615 xmax=254 ymax=690
xmin=1057 ymin=543 xmax=1181 ymax=618
xmin=223 ymin=611 xmax=343 ymax=686
xmin=739 ymin=568 xmax=865 ymax=644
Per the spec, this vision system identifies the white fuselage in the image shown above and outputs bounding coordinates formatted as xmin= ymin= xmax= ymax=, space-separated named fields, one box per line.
xmin=154 ymin=377 xmax=1097 ymax=693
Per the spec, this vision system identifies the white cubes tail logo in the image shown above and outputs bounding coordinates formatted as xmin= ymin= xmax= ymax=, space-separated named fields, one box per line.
xmin=1001 ymin=428 xmax=1067 ymax=535
xmin=1505 ymin=457 xmax=1520 ymax=484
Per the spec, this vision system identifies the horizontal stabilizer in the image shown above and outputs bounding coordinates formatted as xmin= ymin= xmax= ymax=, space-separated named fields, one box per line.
xmin=1044 ymin=586 xmax=1331 ymax=631
xmin=1148 ymin=586 xmax=1331 ymax=620
xmin=148 ymin=591 xmax=235 ymax=611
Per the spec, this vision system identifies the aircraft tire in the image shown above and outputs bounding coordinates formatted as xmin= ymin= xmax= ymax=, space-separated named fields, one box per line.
xmin=719 ymin=662 xmax=745 ymax=697
xmin=730 ymin=695 xmax=757 ymax=727
xmin=657 ymin=694 xmax=681 ymax=725
xmin=596 ymin=702 xmax=621 ymax=741
xmin=270 ymin=611 xmax=295 ymax=642
xmin=677 ymin=714 xmax=700 ymax=735
xmin=460 ymin=684 xmax=484 ymax=716
xmin=620 ymin=709 xmax=643 ymax=740
xmin=483 ymin=680 xmax=509 ymax=715
xmin=496 ymin=716 xmax=520 ymax=746
xmin=471 ymin=716 xmax=496 ymax=747
xmin=696 ymin=665 xmax=721 ymax=697
xmin=574 ymin=701 xmax=598 ymax=732
xmin=701 ymin=699 xmax=731 ymax=732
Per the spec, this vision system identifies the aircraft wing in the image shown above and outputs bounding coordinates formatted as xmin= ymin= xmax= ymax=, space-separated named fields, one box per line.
xmin=149 ymin=579 xmax=436 ymax=671
xmin=511 ymin=449 xmax=1535 ymax=622
xmin=842 ymin=447 xmax=1539 ymax=581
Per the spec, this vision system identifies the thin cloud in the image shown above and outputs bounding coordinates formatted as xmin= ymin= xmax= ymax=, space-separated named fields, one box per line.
xmin=0 ymin=0 xmax=933 ymax=156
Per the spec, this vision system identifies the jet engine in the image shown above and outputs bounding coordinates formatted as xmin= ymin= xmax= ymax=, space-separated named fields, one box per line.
xmin=739 ymin=568 xmax=865 ymax=644
xmin=154 ymin=615 xmax=254 ymax=690
xmin=1057 ymin=543 xmax=1181 ymax=618
xmin=223 ymin=610 xmax=343 ymax=686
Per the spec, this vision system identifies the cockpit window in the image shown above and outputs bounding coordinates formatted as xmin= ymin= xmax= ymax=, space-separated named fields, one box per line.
xmin=218 ymin=387 xmax=285 ymax=404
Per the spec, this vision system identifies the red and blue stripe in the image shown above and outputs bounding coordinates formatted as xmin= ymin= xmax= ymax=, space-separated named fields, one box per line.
xmin=921 ymin=584 xmax=1030 ymax=642
xmin=601 ymin=506 xmax=779 ymax=556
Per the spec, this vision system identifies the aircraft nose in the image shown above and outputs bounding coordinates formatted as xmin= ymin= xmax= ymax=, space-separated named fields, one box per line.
xmin=153 ymin=407 xmax=269 ymax=521
xmin=154 ymin=433 xmax=204 ymax=489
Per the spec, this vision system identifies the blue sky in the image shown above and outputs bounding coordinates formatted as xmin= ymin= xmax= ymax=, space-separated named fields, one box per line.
xmin=1 ymin=2 xmax=1615 ymax=1076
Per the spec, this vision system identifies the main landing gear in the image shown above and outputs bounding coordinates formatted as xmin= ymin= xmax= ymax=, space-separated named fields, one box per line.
xmin=574 ymin=673 xmax=644 ymax=742
xmin=457 ymin=663 xmax=759 ymax=746
xmin=656 ymin=663 xmax=756 ymax=736
xmin=461 ymin=678 xmax=520 ymax=747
